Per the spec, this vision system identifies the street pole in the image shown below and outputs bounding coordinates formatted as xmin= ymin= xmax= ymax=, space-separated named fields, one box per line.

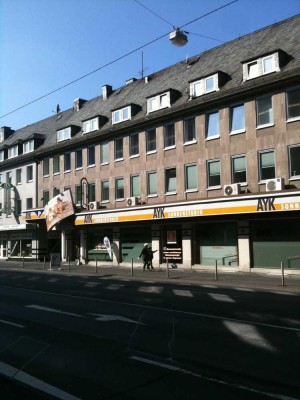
xmin=131 ymin=258 xmax=133 ymax=276
xmin=215 ymin=259 xmax=218 ymax=281
xmin=166 ymin=259 xmax=169 ymax=278
xmin=281 ymin=261 xmax=285 ymax=286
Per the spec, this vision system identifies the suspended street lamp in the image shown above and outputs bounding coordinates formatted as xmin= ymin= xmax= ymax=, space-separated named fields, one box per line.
xmin=169 ymin=28 xmax=188 ymax=47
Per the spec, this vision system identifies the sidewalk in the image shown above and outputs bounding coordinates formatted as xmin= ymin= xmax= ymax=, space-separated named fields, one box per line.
xmin=0 ymin=259 xmax=299 ymax=293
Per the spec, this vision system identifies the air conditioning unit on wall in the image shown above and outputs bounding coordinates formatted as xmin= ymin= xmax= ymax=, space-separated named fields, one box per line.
xmin=265 ymin=178 xmax=284 ymax=192
xmin=88 ymin=201 xmax=99 ymax=210
xmin=224 ymin=183 xmax=241 ymax=196
xmin=127 ymin=197 xmax=138 ymax=206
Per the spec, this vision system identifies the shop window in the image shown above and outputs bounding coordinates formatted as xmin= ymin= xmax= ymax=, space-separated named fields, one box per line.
xmin=259 ymin=150 xmax=275 ymax=181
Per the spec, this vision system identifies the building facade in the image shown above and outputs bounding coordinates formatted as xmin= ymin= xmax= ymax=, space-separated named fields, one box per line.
xmin=1 ymin=15 xmax=300 ymax=270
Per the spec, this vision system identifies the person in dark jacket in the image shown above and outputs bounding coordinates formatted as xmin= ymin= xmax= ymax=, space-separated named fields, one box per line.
xmin=139 ymin=243 xmax=150 ymax=270
xmin=148 ymin=246 xmax=157 ymax=270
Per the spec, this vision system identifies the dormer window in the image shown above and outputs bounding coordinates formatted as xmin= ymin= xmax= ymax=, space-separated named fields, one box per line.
xmin=23 ymin=139 xmax=34 ymax=154
xmin=112 ymin=106 xmax=131 ymax=124
xmin=82 ymin=117 xmax=99 ymax=134
xmin=57 ymin=127 xmax=71 ymax=142
xmin=190 ymin=74 xmax=218 ymax=98
xmin=8 ymin=145 xmax=18 ymax=159
xmin=243 ymin=52 xmax=280 ymax=81
xmin=147 ymin=92 xmax=170 ymax=113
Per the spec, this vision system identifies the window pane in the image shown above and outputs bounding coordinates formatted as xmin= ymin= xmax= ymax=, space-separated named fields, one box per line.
xmin=131 ymin=175 xmax=140 ymax=197
xmin=257 ymin=97 xmax=273 ymax=126
xmin=43 ymin=159 xmax=49 ymax=176
xmin=287 ymin=88 xmax=300 ymax=119
xmin=205 ymin=76 xmax=215 ymax=92
xmin=116 ymin=178 xmax=124 ymax=199
xmin=88 ymin=146 xmax=95 ymax=166
xmin=206 ymin=112 xmax=219 ymax=138
xmin=289 ymin=146 xmax=300 ymax=177
xmin=231 ymin=105 xmax=245 ymax=132
xmin=185 ymin=165 xmax=197 ymax=190
xmin=100 ymin=142 xmax=109 ymax=164
xmin=130 ymin=134 xmax=139 ymax=156
xmin=147 ymin=172 xmax=157 ymax=195
xmin=76 ymin=150 xmax=82 ymax=168
xmin=88 ymin=183 xmax=95 ymax=202
xmin=53 ymin=156 xmax=60 ymax=174
xmin=75 ymin=185 xmax=82 ymax=204
xmin=232 ymin=156 xmax=246 ymax=183
xmin=248 ymin=61 xmax=259 ymax=79
xmin=184 ymin=118 xmax=196 ymax=142
xmin=146 ymin=129 xmax=156 ymax=152
xmin=166 ymin=168 xmax=176 ymax=193
xmin=164 ymin=123 xmax=175 ymax=147
xmin=115 ymin=138 xmax=123 ymax=159
xmin=101 ymin=180 xmax=109 ymax=201
xmin=64 ymin=153 xmax=71 ymax=171
xmin=263 ymin=56 xmax=274 ymax=73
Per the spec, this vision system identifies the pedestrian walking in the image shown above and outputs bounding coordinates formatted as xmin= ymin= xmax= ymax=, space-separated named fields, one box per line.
xmin=148 ymin=246 xmax=157 ymax=270
xmin=138 ymin=243 xmax=150 ymax=270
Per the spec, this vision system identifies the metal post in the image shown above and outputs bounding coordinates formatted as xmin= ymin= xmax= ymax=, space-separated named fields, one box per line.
xmin=281 ymin=261 xmax=285 ymax=286
xmin=95 ymin=258 xmax=98 ymax=273
xmin=22 ymin=256 xmax=25 ymax=268
xmin=68 ymin=256 xmax=70 ymax=271
xmin=166 ymin=259 xmax=169 ymax=278
xmin=131 ymin=258 xmax=133 ymax=276
xmin=215 ymin=259 xmax=218 ymax=281
xmin=43 ymin=256 xmax=46 ymax=270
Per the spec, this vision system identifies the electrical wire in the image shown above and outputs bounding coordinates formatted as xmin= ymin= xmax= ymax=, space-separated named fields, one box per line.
xmin=0 ymin=0 xmax=238 ymax=120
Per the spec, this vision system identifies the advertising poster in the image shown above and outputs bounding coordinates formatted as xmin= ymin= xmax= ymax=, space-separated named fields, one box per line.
xmin=44 ymin=190 xmax=75 ymax=231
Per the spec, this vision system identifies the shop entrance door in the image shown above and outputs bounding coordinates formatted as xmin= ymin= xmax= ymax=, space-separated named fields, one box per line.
xmin=0 ymin=240 xmax=7 ymax=258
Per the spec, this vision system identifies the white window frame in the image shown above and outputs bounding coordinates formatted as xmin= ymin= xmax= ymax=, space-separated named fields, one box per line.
xmin=207 ymin=159 xmax=221 ymax=189
xmin=286 ymin=86 xmax=300 ymax=122
xmin=206 ymin=111 xmax=220 ymax=140
xmin=82 ymin=117 xmax=99 ymax=134
xmin=230 ymin=104 xmax=245 ymax=135
xmin=231 ymin=155 xmax=247 ymax=184
xmin=147 ymin=171 xmax=158 ymax=197
xmin=256 ymin=95 xmax=274 ymax=129
xmin=258 ymin=150 xmax=276 ymax=182
xmin=8 ymin=145 xmax=18 ymax=159
xmin=0 ymin=151 xmax=4 ymax=162
xmin=165 ymin=167 xmax=177 ymax=195
xmin=243 ymin=52 xmax=279 ymax=81
xmin=190 ymin=74 xmax=218 ymax=98
xmin=100 ymin=142 xmax=109 ymax=165
xmin=185 ymin=164 xmax=198 ymax=192
xmin=183 ymin=117 xmax=196 ymax=144
xmin=23 ymin=140 xmax=34 ymax=154
xmin=57 ymin=127 xmax=71 ymax=142
xmin=112 ymin=106 xmax=131 ymax=124
xmin=147 ymin=92 xmax=170 ymax=113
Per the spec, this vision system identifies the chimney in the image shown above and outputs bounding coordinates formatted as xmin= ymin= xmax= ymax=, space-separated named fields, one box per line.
xmin=73 ymin=98 xmax=86 ymax=111
xmin=102 ymin=85 xmax=113 ymax=100
xmin=0 ymin=126 xmax=14 ymax=142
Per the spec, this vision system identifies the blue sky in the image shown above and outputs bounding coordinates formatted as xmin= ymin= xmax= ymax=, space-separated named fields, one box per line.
xmin=0 ymin=0 xmax=299 ymax=130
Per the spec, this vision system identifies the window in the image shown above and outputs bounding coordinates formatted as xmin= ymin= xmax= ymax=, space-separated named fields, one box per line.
xmin=101 ymin=180 xmax=109 ymax=202
xmin=88 ymin=183 xmax=95 ymax=202
xmin=23 ymin=140 xmax=34 ymax=154
xmin=115 ymin=178 xmax=124 ymax=200
xmin=206 ymin=111 xmax=220 ymax=139
xmin=184 ymin=117 xmax=196 ymax=143
xmin=8 ymin=145 xmax=18 ymax=158
xmin=256 ymin=96 xmax=273 ymax=127
xmin=75 ymin=149 xmax=82 ymax=169
xmin=185 ymin=164 xmax=198 ymax=191
xmin=43 ymin=159 xmax=50 ymax=176
xmin=87 ymin=146 xmax=95 ymax=166
xmin=207 ymin=160 xmax=221 ymax=188
xmin=42 ymin=190 xmax=50 ymax=206
xmin=15 ymin=199 xmax=22 ymax=215
xmin=75 ymin=185 xmax=82 ymax=205
xmin=147 ymin=171 xmax=157 ymax=196
xmin=147 ymin=92 xmax=170 ymax=113
xmin=230 ymin=104 xmax=245 ymax=134
xmin=100 ymin=142 xmax=109 ymax=164
xmin=64 ymin=153 xmax=71 ymax=172
xmin=16 ymin=169 xmax=22 ymax=184
xmin=112 ymin=106 xmax=130 ymax=124
xmin=130 ymin=175 xmax=140 ymax=197
xmin=243 ymin=53 xmax=279 ymax=81
xmin=27 ymin=165 xmax=33 ymax=182
xmin=53 ymin=188 xmax=60 ymax=197
xmin=6 ymin=171 xmax=12 ymax=184
xmin=57 ymin=127 xmax=71 ymax=142
xmin=259 ymin=150 xmax=275 ymax=181
xmin=289 ymin=145 xmax=300 ymax=178
xmin=165 ymin=168 xmax=176 ymax=194
xmin=190 ymin=74 xmax=217 ymax=98
xmin=130 ymin=133 xmax=139 ymax=157
xmin=146 ymin=128 xmax=156 ymax=153
xmin=164 ymin=123 xmax=175 ymax=148
xmin=286 ymin=87 xmax=300 ymax=121
xmin=53 ymin=155 xmax=60 ymax=174
xmin=0 ymin=174 xmax=2 ymax=184
xmin=26 ymin=198 xmax=33 ymax=209
xmin=82 ymin=117 xmax=99 ymax=134
xmin=115 ymin=138 xmax=123 ymax=160
xmin=0 ymin=151 xmax=4 ymax=162
xmin=232 ymin=155 xmax=247 ymax=183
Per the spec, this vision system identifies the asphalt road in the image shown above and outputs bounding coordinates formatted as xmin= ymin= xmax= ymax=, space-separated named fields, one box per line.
xmin=0 ymin=268 xmax=299 ymax=399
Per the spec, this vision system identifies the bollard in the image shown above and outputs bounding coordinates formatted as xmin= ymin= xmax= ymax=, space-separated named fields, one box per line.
xmin=43 ymin=256 xmax=46 ymax=270
xmin=68 ymin=256 xmax=70 ymax=271
xmin=131 ymin=258 xmax=134 ymax=276
xmin=22 ymin=256 xmax=25 ymax=269
xmin=281 ymin=261 xmax=285 ymax=286
xmin=95 ymin=258 xmax=98 ymax=273
xmin=215 ymin=259 xmax=218 ymax=281
xmin=166 ymin=259 xmax=169 ymax=278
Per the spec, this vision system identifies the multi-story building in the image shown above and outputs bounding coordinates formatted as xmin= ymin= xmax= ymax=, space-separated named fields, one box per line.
xmin=2 ymin=14 xmax=300 ymax=270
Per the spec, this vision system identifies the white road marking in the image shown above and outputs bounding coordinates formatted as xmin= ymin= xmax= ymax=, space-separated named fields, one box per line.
xmin=0 ymin=319 xmax=24 ymax=328
xmin=130 ymin=356 xmax=299 ymax=400
xmin=88 ymin=313 xmax=141 ymax=324
xmin=138 ymin=286 xmax=163 ymax=294
xmin=208 ymin=293 xmax=235 ymax=303
xmin=234 ymin=287 xmax=254 ymax=292
xmin=173 ymin=289 xmax=193 ymax=297
xmin=26 ymin=304 xmax=83 ymax=317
